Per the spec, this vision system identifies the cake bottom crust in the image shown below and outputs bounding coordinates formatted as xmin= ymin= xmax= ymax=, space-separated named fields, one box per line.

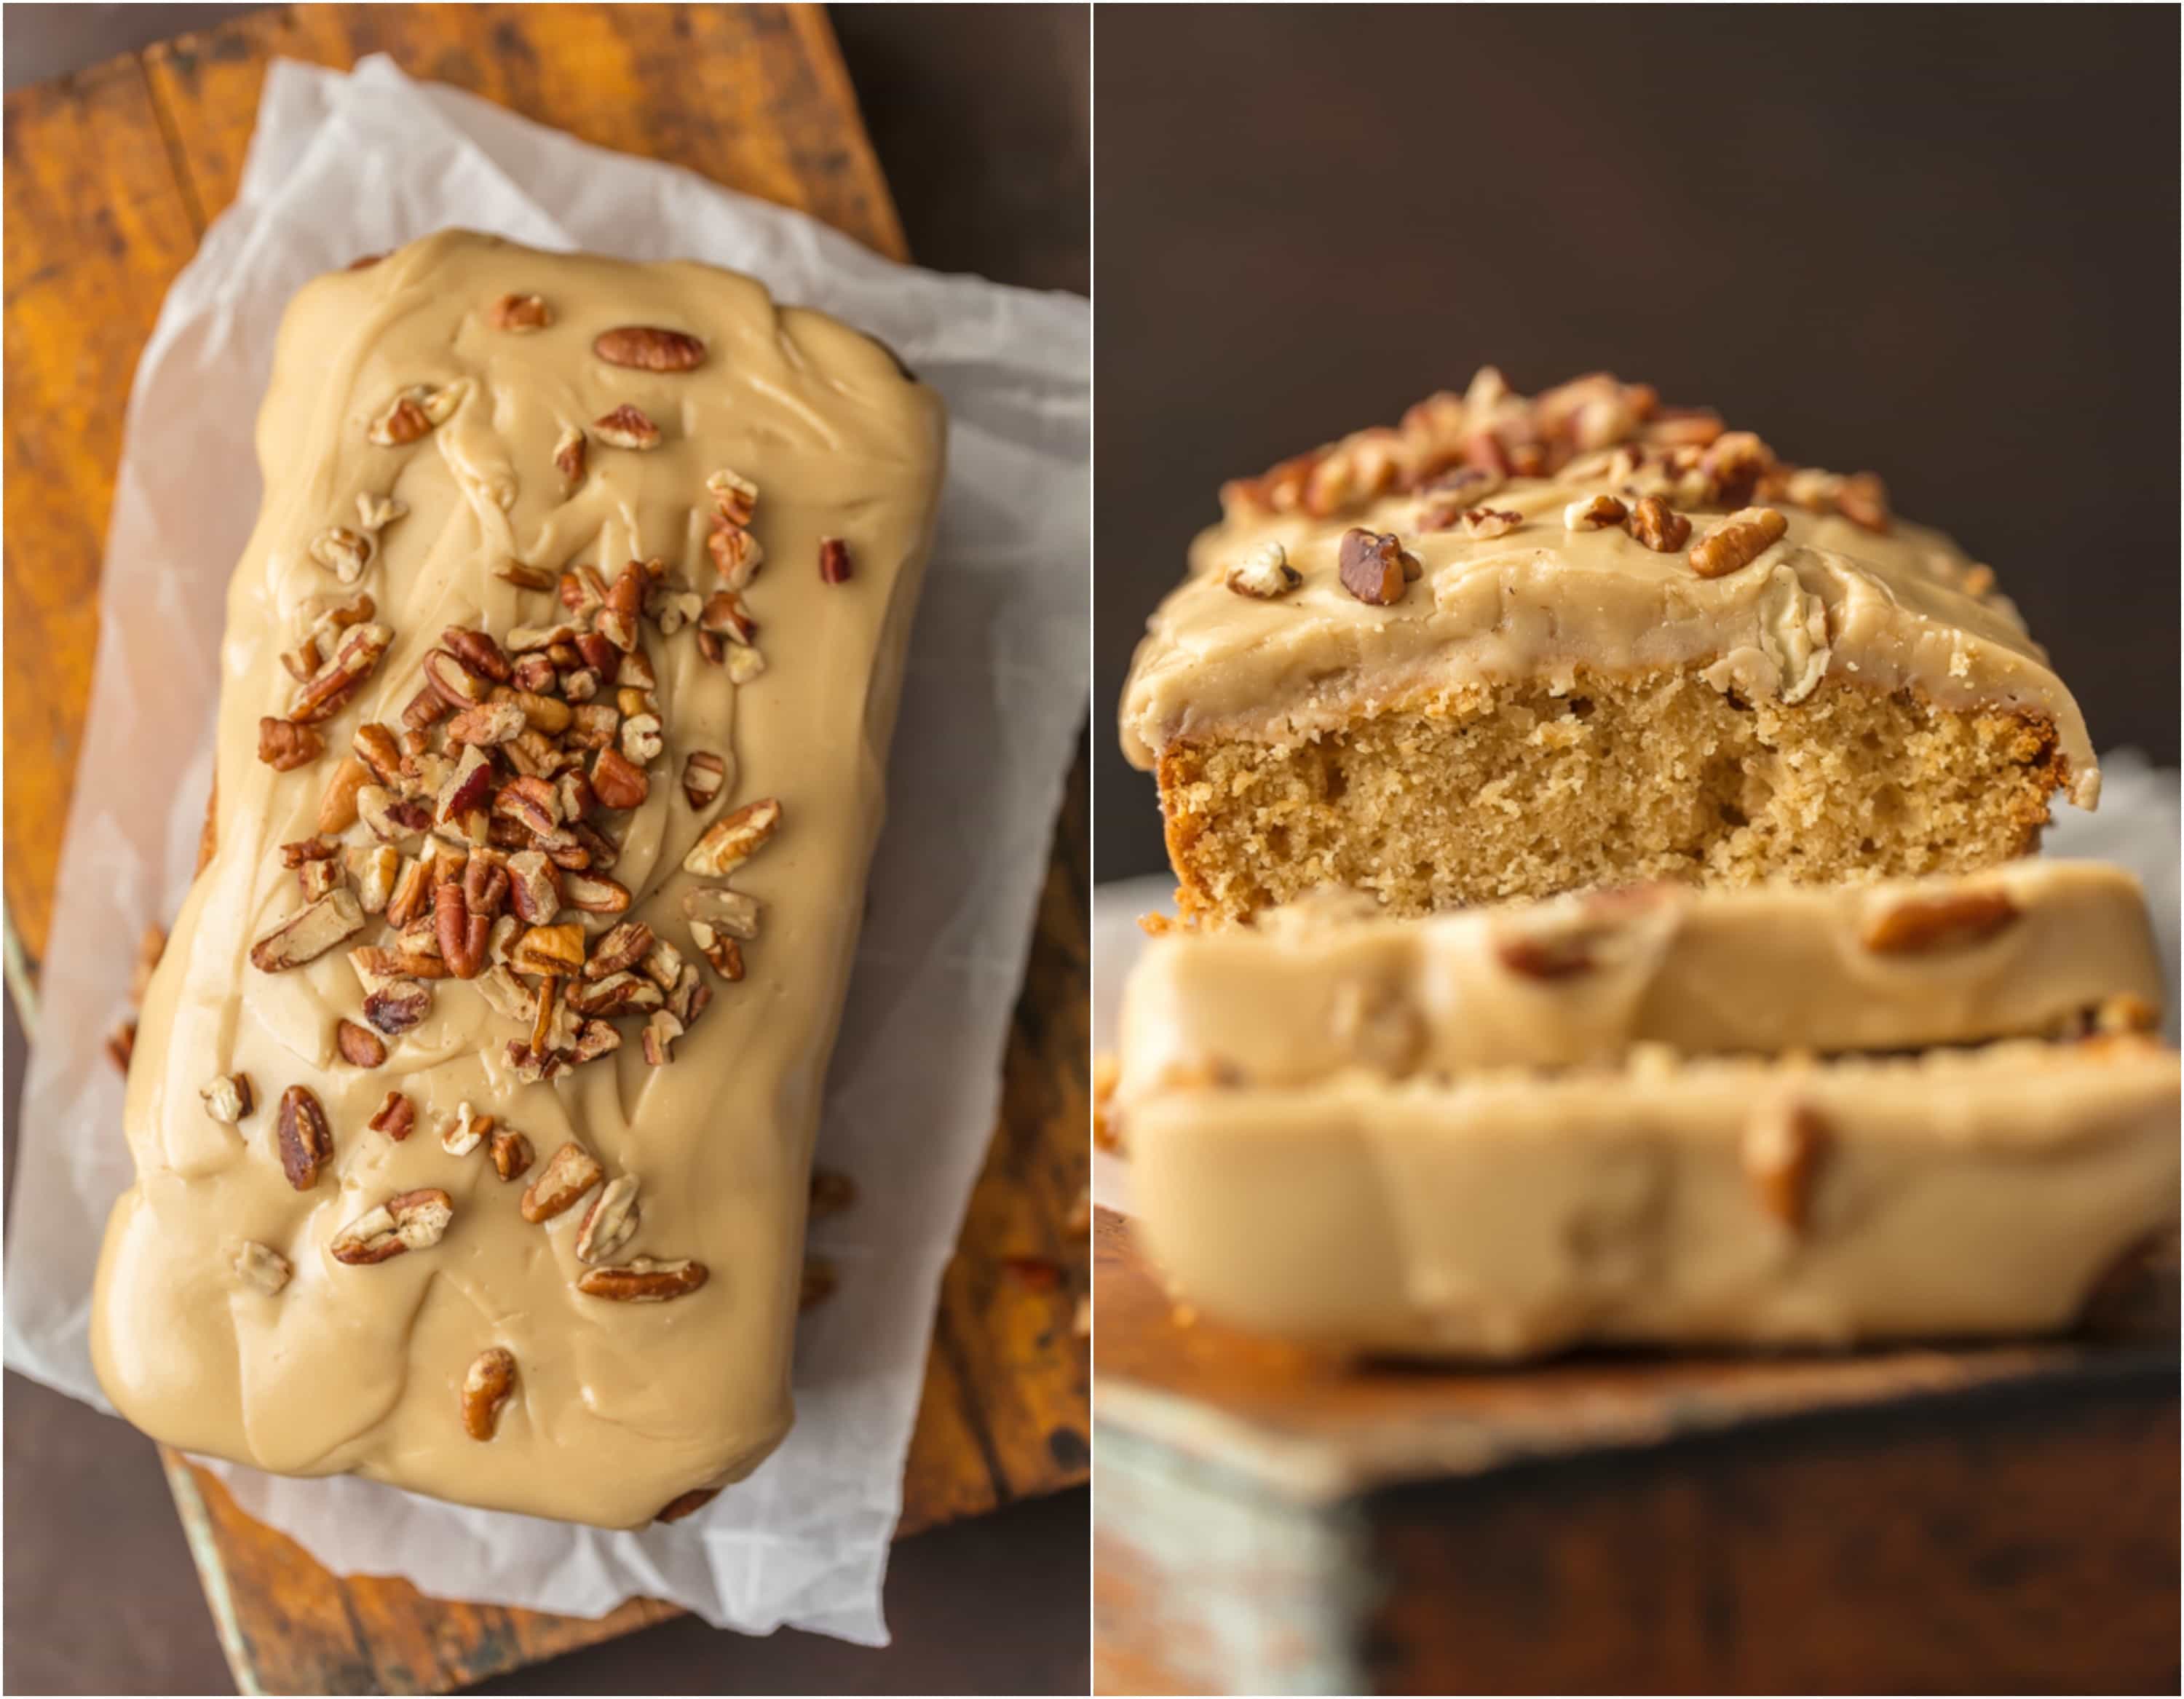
xmin=1158 ymin=670 xmax=2065 ymax=924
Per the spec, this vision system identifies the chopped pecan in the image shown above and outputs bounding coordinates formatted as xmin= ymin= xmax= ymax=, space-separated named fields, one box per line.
xmin=443 ymin=626 xmax=512 ymax=684
xmin=331 ymin=1187 xmax=454 ymax=1264
xmin=1563 ymin=493 xmax=1628 ymax=531
xmin=199 ymin=1072 xmax=255 ymax=1124
xmin=593 ymin=403 xmax=661 ymax=451
xmin=367 ymin=386 xmax=453 ymax=447
xmin=336 ymin=1018 xmax=387 ymax=1068
xmin=352 ymin=722 xmax=405 ymax=785
xmin=401 ymin=686 xmax=451 ymax=732
xmin=818 ymin=536 xmax=854 ymax=585
xmin=683 ymin=884 xmax=761 ymax=939
xmin=1836 ymin=471 xmax=1891 ymax=533
xmin=435 ymin=745 xmax=499 ymax=833
xmin=1460 ymin=507 xmax=1522 ymax=539
xmin=1336 ymin=528 xmax=1415 ymax=605
xmin=688 ymin=920 xmax=745 ymax=982
xmin=520 ymin=1141 xmax=604 ymax=1222
xmin=422 ymin=647 xmax=493 ymax=710
xmin=619 ymin=712 xmax=664 ymax=767
xmin=505 ymin=850 xmax=563 ymax=926
xmin=363 ymin=977 xmax=433 ymax=1034
xmin=571 ymin=1020 xmax=622 ymax=1064
xmin=1224 ymin=541 xmax=1301 ymax=599
xmin=368 ymin=1090 xmax=417 ymax=1141
xmin=593 ymin=325 xmax=706 ymax=371
xmin=258 ymin=718 xmax=325 ymax=772
xmin=640 ymin=936 xmax=687 ymax=991
xmin=590 ymin=747 xmax=649 ymax=811
xmin=683 ymin=796 xmax=782 ymax=877
xmin=318 ymin=756 xmax=371 ymax=833
xmin=489 ymin=1126 xmax=534 ymax=1181
xmin=681 ymin=751 xmax=727 ymax=809
xmin=250 ymin=890 xmax=366 ymax=972
xmin=553 ymin=425 xmax=587 ymax=492
xmin=512 ymin=922 xmax=587 ymax=978
xmin=574 ymin=1175 xmax=641 ymax=1264
xmin=569 ymin=971 xmax=664 ymax=1018
xmin=494 ymin=774 xmax=564 ymax=836
xmin=698 ymin=588 xmax=757 ymax=646
xmin=441 ymin=1101 xmax=490 ymax=1157
xmin=667 ymin=964 xmax=712 ymax=1029
xmin=487 ymin=292 xmax=551 ymax=332
xmin=434 ymin=875 xmax=488 ymax=979
xmin=1627 ymin=494 xmax=1692 ymax=553
xmin=349 ymin=844 xmax=400 ymax=914
xmin=576 ymin=1257 xmax=709 ymax=1302
xmin=499 ymin=559 xmax=558 ymax=594
xmin=297 ymin=858 xmax=341 ymax=902
xmin=445 ymin=700 xmax=528 ymax=748
xmin=276 ymin=1085 xmax=334 ymax=1190
xmin=1859 ymin=887 xmax=2019 ymax=954
xmin=1743 ymin=1100 xmax=1830 ymax=1230
xmin=384 ymin=855 xmax=435 ymax=926
xmin=462 ymin=1345 xmax=518 ymax=1441
xmin=563 ymin=871 xmax=631 ymax=915
xmin=308 ymin=526 xmax=373 ymax=585
xmin=584 ymin=921 xmax=655 ymax=981
xmin=641 ymin=1010 xmax=683 ymax=1066
xmin=709 ymin=520 xmax=764 ymax=588
xmin=1688 ymin=507 xmax=1788 ymax=579
xmin=232 ymin=1240 xmax=292 ymax=1296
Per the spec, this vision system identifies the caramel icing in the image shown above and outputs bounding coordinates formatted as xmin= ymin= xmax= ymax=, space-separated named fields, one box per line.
xmin=1127 ymin=1039 xmax=2180 ymax=1357
xmin=1117 ymin=863 xmax=2164 ymax=1101
xmin=1119 ymin=384 xmax=2097 ymax=810
xmin=90 ymin=231 xmax=946 ymax=1527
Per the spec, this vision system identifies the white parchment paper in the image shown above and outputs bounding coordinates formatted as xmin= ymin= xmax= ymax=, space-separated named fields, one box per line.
xmin=1092 ymin=751 xmax=2181 ymax=1216
xmin=3 ymin=56 xmax=1088 ymax=1644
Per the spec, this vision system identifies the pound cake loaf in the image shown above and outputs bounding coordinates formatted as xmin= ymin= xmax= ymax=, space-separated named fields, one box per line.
xmin=1125 ymin=1037 xmax=2180 ymax=1358
xmin=90 ymin=231 xmax=946 ymax=1527
xmin=1120 ymin=369 xmax=2097 ymax=924
xmin=1115 ymin=863 xmax=2165 ymax=1100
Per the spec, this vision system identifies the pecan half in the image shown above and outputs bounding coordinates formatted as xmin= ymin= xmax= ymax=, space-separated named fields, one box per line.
xmin=1859 ymin=887 xmax=2019 ymax=954
xmin=520 ymin=1141 xmax=604 ymax=1223
xmin=258 ymin=718 xmax=324 ymax=772
xmin=331 ymin=1188 xmax=455 ymax=1264
xmin=593 ymin=325 xmax=706 ymax=371
xmin=1688 ymin=506 xmax=1788 ymax=579
xmin=232 ymin=1240 xmax=292 ymax=1296
xmin=434 ymin=876 xmax=488 ymax=980
xmin=574 ymin=1174 xmax=641 ymax=1264
xmin=818 ymin=536 xmax=854 ymax=585
xmin=683 ymin=796 xmax=782 ymax=876
xmin=250 ymin=890 xmax=366 ymax=972
xmin=593 ymin=404 xmax=662 ymax=451
xmin=199 ymin=1073 xmax=256 ymax=1125
xmin=368 ymin=1090 xmax=416 ymax=1141
xmin=1336 ymin=528 xmax=1415 ymax=605
xmin=576 ymin=1256 xmax=709 ymax=1302
xmin=336 ymin=1018 xmax=387 ymax=1068
xmin=276 ymin=1085 xmax=334 ymax=1190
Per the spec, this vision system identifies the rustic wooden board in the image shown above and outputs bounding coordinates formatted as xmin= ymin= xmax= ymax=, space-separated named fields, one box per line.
xmin=2 ymin=6 xmax=1087 ymax=1692
xmin=1092 ymin=1208 xmax=2178 ymax=1694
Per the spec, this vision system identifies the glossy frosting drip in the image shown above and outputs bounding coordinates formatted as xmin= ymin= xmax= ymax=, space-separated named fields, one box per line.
xmin=90 ymin=231 xmax=946 ymax=1527
xmin=1119 ymin=371 xmax=2097 ymax=808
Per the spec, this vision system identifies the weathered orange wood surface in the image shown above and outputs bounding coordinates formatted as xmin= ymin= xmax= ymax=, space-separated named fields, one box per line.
xmin=4 ymin=6 xmax=1087 ymax=1692
xmin=1093 ymin=1208 xmax=2178 ymax=1694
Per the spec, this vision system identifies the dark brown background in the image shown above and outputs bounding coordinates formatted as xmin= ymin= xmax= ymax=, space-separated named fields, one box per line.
xmin=0 ymin=4 xmax=1088 ymax=1694
xmin=1094 ymin=4 xmax=2183 ymax=880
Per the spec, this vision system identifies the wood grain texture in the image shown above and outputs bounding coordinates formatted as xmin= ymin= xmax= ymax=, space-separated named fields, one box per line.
xmin=1093 ymin=1208 xmax=2180 ymax=1694
xmin=4 ymin=6 xmax=1085 ymax=1692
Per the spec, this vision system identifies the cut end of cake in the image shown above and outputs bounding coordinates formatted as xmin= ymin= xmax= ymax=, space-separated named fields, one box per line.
xmin=1160 ymin=669 xmax=2066 ymax=924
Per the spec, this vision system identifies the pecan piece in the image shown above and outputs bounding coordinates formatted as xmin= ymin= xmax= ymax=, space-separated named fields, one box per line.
xmin=640 ymin=1010 xmax=684 ymax=1066
xmin=384 ymin=854 xmax=434 ymax=926
xmin=1836 ymin=471 xmax=1891 ymax=533
xmin=422 ymin=647 xmax=493 ymax=710
xmin=1688 ymin=506 xmax=1789 ymax=579
xmin=461 ymin=1345 xmax=519 ymax=1442
xmin=593 ymin=404 xmax=662 ymax=451
xmin=520 ymin=1141 xmax=604 ymax=1223
xmin=368 ymin=1090 xmax=417 ymax=1141
xmin=574 ymin=1175 xmax=641 ymax=1264
xmin=698 ymin=588 xmax=758 ymax=646
xmin=336 ymin=1018 xmax=387 ymax=1068
xmin=258 ymin=718 xmax=324 ymax=772
xmin=1336 ymin=528 xmax=1415 ymax=605
xmin=276 ymin=1085 xmax=334 ymax=1190
xmin=435 ymin=875 xmax=488 ymax=980
xmin=487 ymin=292 xmax=550 ymax=332
xmin=688 ymin=920 xmax=745 ymax=982
xmin=250 ymin=890 xmax=366 ymax=972
xmin=489 ymin=1127 xmax=534 ymax=1181
xmin=199 ymin=1073 xmax=256 ymax=1125
xmin=593 ymin=325 xmax=706 ymax=371
xmin=443 ymin=626 xmax=513 ymax=684
xmin=440 ymin=1101 xmax=490 ymax=1157
xmin=331 ymin=1188 xmax=455 ymax=1264
xmin=568 ymin=971 xmax=665 ymax=1018
xmin=307 ymin=526 xmax=373 ymax=585
xmin=1743 ymin=1100 xmax=1830 ymax=1231
xmin=435 ymin=744 xmax=499 ymax=832
xmin=1627 ymin=495 xmax=1692 ymax=553
xmin=1859 ymin=887 xmax=2019 ymax=954
xmin=1563 ymin=493 xmax=1628 ymax=531
xmin=298 ymin=858 xmax=341 ymax=902
xmin=552 ymin=425 xmax=587 ymax=493
xmin=683 ymin=796 xmax=782 ymax=877
xmin=681 ymin=751 xmax=727 ymax=809
xmin=363 ymin=977 xmax=432 ymax=1034
xmin=319 ymin=756 xmax=372 ymax=833
xmin=620 ymin=711 xmax=664 ymax=767
xmin=352 ymin=722 xmax=405 ymax=785
xmin=590 ymin=747 xmax=650 ymax=811
xmin=505 ymin=850 xmax=563 ymax=926
xmin=232 ymin=1240 xmax=292 ymax=1296
xmin=563 ymin=871 xmax=631 ymax=915
xmin=583 ymin=920 xmax=655 ymax=981
xmin=512 ymin=922 xmax=587 ymax=978
xmin=445 ymin=700 xmax=528 ymax=748
xmin=683 ymin=885 xmax=761 ymax=939
xmin=576 ymin=1257 xmax=709 ymax=1302
xmin=818 ymin=536 xmax=854 ymax=585
xmin=1460 ymin=507 xmax=1522 ymax=539
xmin=1224 ymin=541 xmax=1301 ymax=599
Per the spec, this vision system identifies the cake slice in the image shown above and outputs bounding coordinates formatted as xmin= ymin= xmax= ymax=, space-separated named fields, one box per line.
xmin=1116 ymin=863 xmax=2164 ymax=1095
xmin=1125 ymin=1037 xmax=2178 ymax=1358
xmin=1120 ymin=370 xmax=2097 ymax=924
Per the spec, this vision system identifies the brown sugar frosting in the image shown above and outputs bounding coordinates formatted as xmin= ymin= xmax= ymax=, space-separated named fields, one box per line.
xmin=89 ymin=231 xmax=946 ymax=1528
